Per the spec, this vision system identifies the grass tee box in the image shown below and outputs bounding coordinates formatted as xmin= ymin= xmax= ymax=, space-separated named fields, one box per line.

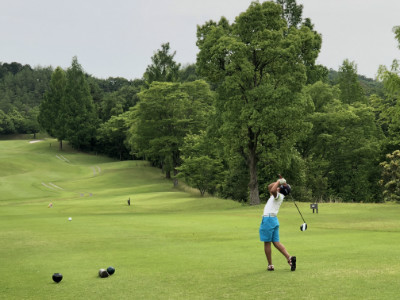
xmin=1 ymin=138 xmax=400 ymax=299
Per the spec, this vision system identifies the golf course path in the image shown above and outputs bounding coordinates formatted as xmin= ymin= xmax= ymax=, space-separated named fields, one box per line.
xmin=41 ymin=182 xmax=56 ymax=190
xmin=41 ymin=182 xmax=64 ymax=191
xmin=56 ymin=155 xmax=70 ymax=163
xmin=49 ymin=182 xmax=64 ymax=190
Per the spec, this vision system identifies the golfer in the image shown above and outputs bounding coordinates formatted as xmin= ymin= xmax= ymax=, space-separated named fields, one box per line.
xmin=259 ymin=177 xmax=296 ymax=271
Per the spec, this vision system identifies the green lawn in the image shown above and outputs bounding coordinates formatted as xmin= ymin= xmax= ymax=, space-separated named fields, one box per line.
xmin=1 ymin=138 xmax=399 ymax=299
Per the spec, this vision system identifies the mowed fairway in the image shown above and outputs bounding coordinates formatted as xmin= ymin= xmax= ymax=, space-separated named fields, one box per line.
xmin=1 ymin=139 xmax=400 ymax=300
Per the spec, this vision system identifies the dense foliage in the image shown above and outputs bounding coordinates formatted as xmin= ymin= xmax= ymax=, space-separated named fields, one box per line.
xmin=0 ymin=62 xmax=52 ymax=135
xmin=1 ymin=0 xmax=399 ymax=204
xmin=126 ymin=80 xmax=214 ymax=186
xmin=196 ymin=1 xmax=321 ymax=204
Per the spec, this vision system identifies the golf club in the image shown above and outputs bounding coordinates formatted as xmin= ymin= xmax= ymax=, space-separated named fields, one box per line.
xmin=278 ymin=174 xmax=308 ymax=231
xmin=292 ymin=198 xmax=308 ymax=231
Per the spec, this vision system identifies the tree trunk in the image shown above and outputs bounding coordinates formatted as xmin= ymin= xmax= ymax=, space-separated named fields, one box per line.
xmin=59 ymin=139 xmax=63 ymax=151
xmin=199 ymin=188 xmax=205 ymax=196
xmin=172 ymin=152 xmax=179 ymax=187
xmin=248 ymin=150 xmax=260 ymax=205
xmin=173 ymin=168 xmax=178 ymax=187
xmin=247 ymin=128 xmax=260 ymax=205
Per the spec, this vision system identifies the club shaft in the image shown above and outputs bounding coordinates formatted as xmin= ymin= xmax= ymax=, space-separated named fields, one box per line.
xmin=277 ymin=174 xmax=306 ymax=224
xmin=293 ymin=200 xmax=306 ymax=223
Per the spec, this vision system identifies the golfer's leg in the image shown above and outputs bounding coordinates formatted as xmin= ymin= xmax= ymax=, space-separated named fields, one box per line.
xmin=264 ymin=242 xmax=272 ymax=265
xmin=272 ymin=242 xmax=290 ymax=261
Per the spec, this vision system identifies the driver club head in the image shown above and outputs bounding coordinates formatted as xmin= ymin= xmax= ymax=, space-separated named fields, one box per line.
xmin=300 ymin=223 xmax=308 ymax=231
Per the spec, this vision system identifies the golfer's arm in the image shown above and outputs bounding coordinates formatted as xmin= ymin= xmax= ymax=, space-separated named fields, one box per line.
xmin=268 ymin=180 xmax=280 ymax=198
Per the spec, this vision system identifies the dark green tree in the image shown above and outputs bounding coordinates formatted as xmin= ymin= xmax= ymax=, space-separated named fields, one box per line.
xmin=0 ymin=109 xmax=15 ymax=133
xmin=275 ymin=1 xmax=326 ymax=84
xmin=178 ymin=64 xmax=199 ymax=82
xmin=0 ymin=62 xmax=28 ymax=77
xmin=0 ymin=65 xmax=52 ymax=134
xmin=128 ymin=82 xmax=187 ymax=184
xmin=305 ymin=88 xmax=383 ymax=202
xmin=143 ymin=42 xmax=181 ymax=84
xmin=394 ymin=26 xmax=400 ymax=48
xmin=38 ymin=67 xmax=67 ymax=149
xmin=196 ymin=1 xmax=319 ymax=204
xmin=98 ymin=85 xmax=142 ymax=122
xmin=24 ymin=106 xmax=41 ymax=138
xmin=338 ymin=59 xmax=366 ymax=104
xmin=127 ymin=80 xmax=214 ymax=186
xmin=97 ymin=112 xmax=130 ymax=160
xmin=7 ymin=109 xmax=25 ymax=133
xmin=86 ymin=76 xmax=104 ymax=108
xmin=96 ymin=77 xmax=131 ymax=93
xmin=276 ymin=0 xmax=303 ymax=28
xmin=64 ymin=57 xmax=98 ymax=150
xmin=99 ymin=93 xmax=125 ymax=122
xmin=377 ymin=26 xmax=400 ymax=152
xmin=380 ymin=150 xmax=400 ymax=202
xmin=115 ymin=85 xmax=142 ymax=109
xmin=304 ymin=81 xmax=339 ymax=113
xmin=177 ymin=132 xmax=224 ymax=196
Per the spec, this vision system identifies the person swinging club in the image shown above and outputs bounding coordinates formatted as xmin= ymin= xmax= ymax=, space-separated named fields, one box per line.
xmin=259 ymin=176 xmax=296 ymax=271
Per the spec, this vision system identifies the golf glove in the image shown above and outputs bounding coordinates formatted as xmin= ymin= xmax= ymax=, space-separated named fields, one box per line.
xmin=279 ymin=178 xmax=286 ymax=185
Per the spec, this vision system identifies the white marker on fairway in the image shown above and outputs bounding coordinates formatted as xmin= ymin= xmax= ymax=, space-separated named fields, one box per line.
xmin=68 ymin=217 xmax=72 ymax=221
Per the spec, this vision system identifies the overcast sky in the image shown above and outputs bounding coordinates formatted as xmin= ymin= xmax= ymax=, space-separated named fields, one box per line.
xmin=1 ymin=0 xmax=399 ymax=80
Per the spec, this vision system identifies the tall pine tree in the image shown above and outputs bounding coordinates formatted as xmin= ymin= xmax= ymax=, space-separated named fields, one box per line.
xmin=64 ymin=57 xmax=98 ymax=150
xmin=38 ymin=67 xmax=67 ymax=149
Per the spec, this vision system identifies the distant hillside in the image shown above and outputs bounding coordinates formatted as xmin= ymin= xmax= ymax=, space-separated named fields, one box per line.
xmin=328 ymin=69 xmax=384 ymax=97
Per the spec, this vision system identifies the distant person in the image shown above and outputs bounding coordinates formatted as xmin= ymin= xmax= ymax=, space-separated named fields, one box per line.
xmin=259 ymin=177 xmax=296 ymax=271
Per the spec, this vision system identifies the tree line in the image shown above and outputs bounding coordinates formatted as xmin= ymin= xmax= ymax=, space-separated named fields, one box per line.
xmin=1 ymin=0 xmax=399 ymax=204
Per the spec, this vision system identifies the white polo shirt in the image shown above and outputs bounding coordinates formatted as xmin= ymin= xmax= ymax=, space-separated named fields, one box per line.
xmin=263 ymin=193 xmax=285 ymax=215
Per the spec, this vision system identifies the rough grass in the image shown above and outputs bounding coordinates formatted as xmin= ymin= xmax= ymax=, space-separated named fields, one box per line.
xmin=1 ymin=139 xmax=400 ymax=299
